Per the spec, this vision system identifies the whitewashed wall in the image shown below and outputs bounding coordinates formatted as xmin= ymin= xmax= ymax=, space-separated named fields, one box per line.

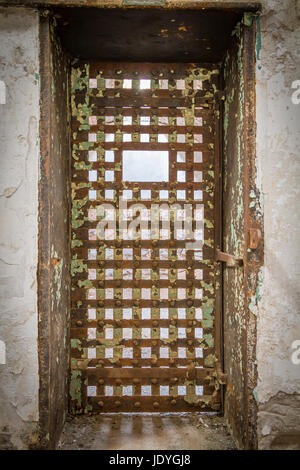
xmin=256 ymin=0 xmax=300 ymax=450
xmin=0 ymin=7 xmax=40 ymax=449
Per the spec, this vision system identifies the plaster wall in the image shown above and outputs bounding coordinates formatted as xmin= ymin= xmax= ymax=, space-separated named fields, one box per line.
xmin=256 ymin=0 xmax=300 ymax=450
xmin=0 ymin=7 xmax=40 ymax=449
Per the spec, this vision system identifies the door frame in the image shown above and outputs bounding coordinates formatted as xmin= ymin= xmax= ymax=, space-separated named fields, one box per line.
xmin=37 ymin=5 xmax=261 ymax=450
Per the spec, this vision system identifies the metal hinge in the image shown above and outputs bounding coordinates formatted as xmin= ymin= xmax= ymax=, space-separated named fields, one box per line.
xmin=216 ymin=249 xmax=243 ymax=268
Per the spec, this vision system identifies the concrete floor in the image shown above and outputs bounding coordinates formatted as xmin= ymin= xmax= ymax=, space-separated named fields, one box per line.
xmin=57 ymin=413 xmax=237 ymax=450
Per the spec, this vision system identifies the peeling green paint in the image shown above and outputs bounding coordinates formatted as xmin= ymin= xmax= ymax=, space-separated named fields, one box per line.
xmin=204 ymin=334 xmax=214 ymax=348
xmin=51 ymin=247 xmax=64 ymax=307
xmin=71 ymin=338 xmax=82 ymax=351
xmin=71 ymin=259 xmax=87 ymax=277
xmin=70 ymin=369 xmax=82 ymax=402
xmin=256 ymin=16 xmax=262 ymax=70
xmin=204 ymin=354 xmax=217 ymax=368
xmin=72 ymin=238 xmax=83 ymax=248
xmin=243 ymin=12 xmax=256 ymax=28
xmin=74 ymin=161 xmax=92 ymax=171
xmin=72 ymin=196 xmax=89 ymax=229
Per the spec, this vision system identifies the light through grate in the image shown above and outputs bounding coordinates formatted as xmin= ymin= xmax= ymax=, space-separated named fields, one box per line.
xmin=70 ymin=62 xmax=221 ymax=413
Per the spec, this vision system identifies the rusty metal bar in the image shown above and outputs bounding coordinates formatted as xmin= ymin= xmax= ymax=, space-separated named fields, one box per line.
xmin=216 ymin=248 xmax=243 ymax=267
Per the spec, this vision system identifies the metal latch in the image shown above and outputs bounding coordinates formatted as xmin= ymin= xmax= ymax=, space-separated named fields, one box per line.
xmin=249 ymin=228 xmax=262 ymax=250
xmin=216 ymin=249 xmax=243 ymax=268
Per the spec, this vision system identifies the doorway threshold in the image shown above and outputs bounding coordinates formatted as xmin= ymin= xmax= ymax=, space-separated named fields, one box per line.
xmin=57 ymin=413 xmax=236 ymax=450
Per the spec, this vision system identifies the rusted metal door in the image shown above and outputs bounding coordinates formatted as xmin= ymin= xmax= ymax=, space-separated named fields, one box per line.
xmin=70 ymin=62 xmax=222 ymax=413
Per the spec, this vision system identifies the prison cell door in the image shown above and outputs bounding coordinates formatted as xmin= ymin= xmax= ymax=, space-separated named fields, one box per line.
xmin=70 ymin=62 xmax=222 ymax=413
